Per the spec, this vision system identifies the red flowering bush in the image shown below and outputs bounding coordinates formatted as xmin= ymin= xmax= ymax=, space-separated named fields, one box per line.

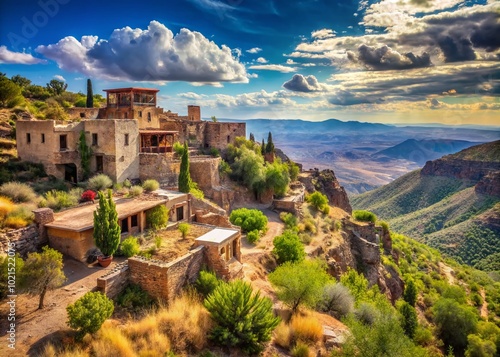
xmin=81 ymin=190 xmax=96 ymax=202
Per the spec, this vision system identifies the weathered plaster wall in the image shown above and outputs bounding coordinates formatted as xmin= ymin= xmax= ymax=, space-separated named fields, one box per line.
xmin=67 ymin=108 xmax=99 ymax=120
xmin=204 ymin=122 xmax=246 ymax=150
xmin=47 ymin=227 xmax=94 ymax=262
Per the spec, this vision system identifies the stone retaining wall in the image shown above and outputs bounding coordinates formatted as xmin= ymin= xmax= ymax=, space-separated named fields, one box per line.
xmin=96 ymin=262 xmax=130 ymax=298
xmin=128 ymin=246 xmax=206 ymax=302
xmin=0 ymin=225 xmax=43 ymax=257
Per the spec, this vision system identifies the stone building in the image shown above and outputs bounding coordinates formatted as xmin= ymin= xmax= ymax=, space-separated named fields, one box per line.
xmin=16 ymin=87 xmax=245 ymax=183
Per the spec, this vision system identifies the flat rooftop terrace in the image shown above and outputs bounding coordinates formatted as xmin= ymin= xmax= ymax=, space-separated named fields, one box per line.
xmin=195 ymin=228 xmax=240 ymax=245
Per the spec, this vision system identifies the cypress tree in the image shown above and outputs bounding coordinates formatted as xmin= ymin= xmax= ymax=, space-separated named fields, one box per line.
xmin=178 ymin=142 xmax=191 ymax=193
xmin=249 ymin=133 xmax=255 ymax=142
xmin=266 ymin=132 xmax=274 ymax=154
xmin=86 ymin=78 xmax=93 ymax=108
xmin=261 ymin=139 xmax=265 ymax=155
xmin=93 ymin=190 xmax=120 ymax=257
xmin=78 ymin=131 xmax=92 ymax=180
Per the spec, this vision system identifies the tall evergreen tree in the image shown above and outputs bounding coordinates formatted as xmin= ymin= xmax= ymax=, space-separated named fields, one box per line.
xmin=249 ymin=133 xmax=255 ymax=142
xmin=265 ymin=132 xmax=274 ymax=154
xmin=178 ymin=142 xmax=191 ymax=193
xmin=93 ymin=190 xmax=120 ymax=257
xmin=78 ymin=131 xmax=92 ymax=180
xmin=86 ymin=78 xmax=93 ymax=108
xmin=261 ymin=139 xmax=266 ymax=155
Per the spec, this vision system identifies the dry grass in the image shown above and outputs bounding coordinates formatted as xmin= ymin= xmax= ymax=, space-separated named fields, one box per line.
xmin=274 ymin=321 xmax=293 ymax=349
xmin=40 ymin=343 xmax=88 ymax=357
xmin=3 ymin=216 xmax=28 ymax=228
xmin=155 ymin=292 xmax=212 ymax=353
xmin=290 ymin=313 xmax=323 ymax=344
xmin=0 ymin=196 xmax=14 ymax=219
xmin=291 ymin=341 xmax=313 ymax=357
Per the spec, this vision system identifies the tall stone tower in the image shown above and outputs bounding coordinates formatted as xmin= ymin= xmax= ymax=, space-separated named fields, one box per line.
xmin=187 ymin=105 xmax=201 ymax=121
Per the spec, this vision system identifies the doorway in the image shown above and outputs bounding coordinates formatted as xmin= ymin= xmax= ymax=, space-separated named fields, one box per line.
xmin=64 ymin=163 xmax=77 ymax=183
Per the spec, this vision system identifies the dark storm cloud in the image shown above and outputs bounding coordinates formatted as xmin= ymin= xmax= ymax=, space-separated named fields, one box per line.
xmin=352 ymin=44 xmax=432 ymax=70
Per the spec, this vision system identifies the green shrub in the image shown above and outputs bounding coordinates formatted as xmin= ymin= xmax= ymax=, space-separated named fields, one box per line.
xmin=229 ymin=208 xmax=268 ymax=233
xmin=355 ymin=302 xmax=379 ymax=325
xmin=318 ymin=283 xmax=355 ymax=319
xmin=142 ymin=179 xmax=159 ymax=192
xmin=190 ymin=185 xmax=205 ymax=199
xmin=178 ymin=222 xmax=190 ymax=239
xmin=6 ymin=204 xmax=35 ymax=226
xmin=155 ymin=235 xmax=162 ymax=248
xmin=120 ymin=237 xmax=140 ymax=257
xmin=291 ymin=341 xmax=310 ymax=357
xmin=246 ymin=230 xmax=260 ymax=244
xmin=195 ymin=270 xmax=220 ymax=298
xmin=128 ymin=185 xmax=143 ymax=197
xmin=67 ymin=291 xmax=114 ymax=339
xmin=398 ymin=301 xmax=418 ymax=339
xmin=272 ymin=230 xmax=305 ymax=264
xmin=0 ymin=182 xmax=37 ymax=203
xmin=123 ymin=179 xmax=132 ymax=188
xmin=280 ymin=212 xmax=298 ymax=230
xmin=116 ymin=284 xmax=155 ymax=309
xmin=146 ymin=205 xmax=168 ymax=230
xmin=87 ymin=174 xmax=113 ymax=191
xmin=173 ymin=141 xmax=185 ymax=156
xmin=353 ymin=210 xmax=377 ymax=223
xmin=93 ymin=190 xmax=120 ymax=257
xmin=42 ymin=190 xmax=78 ymax=211
xmin=209 ymin=147 xmax=220 ymax=157
xmin=204 ymin=280 xmax=280 ymax=355
xmin=306 ymin=191 xmax=329 ymax=211
xmin=269 ymin=260 xmax=331 ymax=312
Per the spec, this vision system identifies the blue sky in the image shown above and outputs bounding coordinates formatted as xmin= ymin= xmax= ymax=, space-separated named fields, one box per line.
xmin=0 ymin=0 xmax=499 ymax=125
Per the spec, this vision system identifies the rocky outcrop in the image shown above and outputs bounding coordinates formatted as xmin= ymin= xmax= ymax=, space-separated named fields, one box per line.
xmin=475 ymin=171 xmax=500 ymax=197
xmin=421 ymin=159 xmax=500 ymax=182
xmin=299 ymin=169 xmax=352 ymax=213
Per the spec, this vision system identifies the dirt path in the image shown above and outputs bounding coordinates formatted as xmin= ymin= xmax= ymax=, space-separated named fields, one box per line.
xmin=0 ymin=257 xmax=126 ymax=356
xmin=480 ymin=288 xmax=488 ymax=319
xmin=439 ymin=262 xmax=456 ymax=285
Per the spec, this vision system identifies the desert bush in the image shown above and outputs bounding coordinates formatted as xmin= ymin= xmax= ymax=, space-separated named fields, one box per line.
xmin=128 ymin=185 xmax=143 ymax=197
xmin=178 ymin=222 xmax=190 ymax=239
xmin=190 ymin=185 xmax=205 ymax=199
xmin=3 ymin=216 xmax=28 ymax=228
xmin=306 ymin=191 xmax=328 ymax=211
xmin=142 ymin=179 xmax=160 ymax=192
xmin=195 ymin=270 xmax=221 ymax=298
xmin=120 ymin=237 xmax=140 ymax=257
xmin=122 ymin=179 xmax=132 ymax=188
xmin=280 ymin=212 xmax=298 ymax=230
xmin=6 ymin=204 xmax=35 ymax=226
xmin=0 ymin=182 xmax=37 ymax=203
xmin=290 ymin=313 xmax=323 ymax=343
xmin=90 ymin=323 xmax=136 ymax=357
xmin=229 ymin=208 xmax=268 ymax=233
xmin=146 ymin=205 xmax=168 ymax=230
xmin=204 ymin=280 xmax=280 ymax=354
xmin=291 ymin=341 xmax=311 ymax=357
xmin=355 ymin=302 xmax=379 ymax=325
xmin=269 ymin=260 xmax=331 ymax=313
xmin=318 ymin=283 xmax=355 ymax=319
xmin=87 ymin=174 xmax=113 ymax=191
xmin=246 ymin=229 xmax=260 ymax=244
xmin=80 ymin=190 xmax=96 ymax=202
xmin=155 ymin=235 xmax=162 ymax=248
xmin=43 ymin=190 xmax=78 ymax=211
xmin=353 ymin=210 xmax=377 ymax=223
xmin=116 ymin=284 xmax=155 ymax=309
xmin=67 ymin=291 xmax=114 ymax=339
xmin=273 ymin=230 xmax=305 ymax=264
xmin=302 ymin=217 xmax=317 ymax=235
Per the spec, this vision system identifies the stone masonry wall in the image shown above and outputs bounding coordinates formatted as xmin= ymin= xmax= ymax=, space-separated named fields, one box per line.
xmin=67 ymin=108 xmax=99 ymax=120
xmin=96 ymin=262 xmax=130 ymax=299
xmin=139 ymin=153 xmax=180 ymax=187
xmin=128 ymin=246 xmax=206 ymax=302
xmin=204 ymin=122 xmax=246 ymax=151
xmin=0 ymin=225 xmax=41 ymax=257
xmin=190 ymin=157 xmax=221 ymax=193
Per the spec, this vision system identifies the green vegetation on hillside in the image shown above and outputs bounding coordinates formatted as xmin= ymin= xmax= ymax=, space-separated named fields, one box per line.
xmin=441 ymin=140 xmax=500 ymax=162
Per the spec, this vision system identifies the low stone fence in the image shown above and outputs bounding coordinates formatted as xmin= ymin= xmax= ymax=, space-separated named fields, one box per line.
xmin=0 ymin=225 xmax=43 ymax=257
xmin=128 ymin=245 xmax=206 ymax=302
xmin=96 ymin=262 xmax=130 ymax=299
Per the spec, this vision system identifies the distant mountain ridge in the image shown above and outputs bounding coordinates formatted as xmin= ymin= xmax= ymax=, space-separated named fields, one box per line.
xmin=373 ymin=139 xmax=480 ymax=165
xmin=351 ymin=140 xmax=500 ymax=267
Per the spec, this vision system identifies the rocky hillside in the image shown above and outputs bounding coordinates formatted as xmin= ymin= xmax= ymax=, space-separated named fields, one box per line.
xmin=351 ymin=141 xmax=500 ymax=267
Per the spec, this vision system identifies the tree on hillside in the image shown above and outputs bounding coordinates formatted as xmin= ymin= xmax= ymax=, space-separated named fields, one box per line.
xmin=46 ymin=79 xmax=67 ymax=95
xmin=0 ymin=76 xmax=22 ymax=107
xmin=211 ymin=115 xmax=218 ymax=122
xmin=269 ymin=259 xmax=331 ymax=312
xmin=265 ymin=132 xmax=274 ymax=154
xmin=86 ymin=79 xmax=93 ymax=108
xmin=93 ymin=190 xmax=121 ymax=258
xmin=178 ymin=142 xmax=191 ymax=193
xmin=11 ymin=74 xmax=31 ymax=88
xmin=249 ymin=133 xmax=255 ymax=142
xmin=21 ymin=246 xmax=66 ymax=309
xmin=272 ymin=230 xmax=305 ymax=264
xmin=403 ymin=279 xmax=417 ymax=307
xmin=261 ymin=139 xmax=265 ymax=155
xmin=67 ymin=291 xmax=114 ymax=339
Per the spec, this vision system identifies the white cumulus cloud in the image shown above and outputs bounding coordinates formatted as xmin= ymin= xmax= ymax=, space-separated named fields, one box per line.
xmin=246 ymin=47 xmax=262 ymax=53
xmin=248 ymin=64 xmax=297 ymax=73
xmin=53 ymin=75 xmax=66 ymax=81
xmin=0 ymin=46 xmax=45 ymax=64
xmin=256 ymin=57 xmax=268 ymax=63
xmin=36 ymin=20 xmax=248 ymax=83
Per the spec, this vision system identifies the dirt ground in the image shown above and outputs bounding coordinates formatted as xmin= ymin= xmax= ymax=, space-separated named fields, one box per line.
xmin=0 ymin=257 xmax=126 ymax=356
